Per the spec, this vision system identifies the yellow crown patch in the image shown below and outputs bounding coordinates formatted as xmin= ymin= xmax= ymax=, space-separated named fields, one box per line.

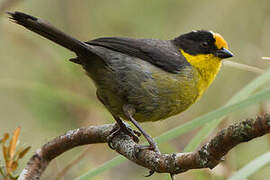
xmin=213 ymin=33 xmax=228 ymax=49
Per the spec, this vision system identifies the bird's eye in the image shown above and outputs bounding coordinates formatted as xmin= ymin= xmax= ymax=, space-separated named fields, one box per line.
xmin=201 ymin=42 xmax=209 ymax=48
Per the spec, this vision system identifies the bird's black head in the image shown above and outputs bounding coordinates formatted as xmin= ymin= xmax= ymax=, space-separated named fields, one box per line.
xmin=173 ymin=30 xmax=233 ymax=59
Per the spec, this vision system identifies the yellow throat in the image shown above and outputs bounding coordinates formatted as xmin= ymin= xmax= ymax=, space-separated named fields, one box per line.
xmin=179 ymin=32 xmax=229 ymax=99
xmin=180 ymin=49 xmax=222 ymax=98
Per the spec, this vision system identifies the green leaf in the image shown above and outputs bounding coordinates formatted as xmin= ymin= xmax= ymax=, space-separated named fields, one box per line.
xmin=184 ymin=68 xmax=270 ymax=152
xmin=0 ymin=167 xmax=6 ymax=177
xmin=75 ymin=89 xmax=270 ymax=180
xmin=75 ymin=156 xmax=126 ymax=180
xmin=155 ymin=89 xmax=270 ymax=143
xmin=228 ymin=151 xmax=270 ymax=180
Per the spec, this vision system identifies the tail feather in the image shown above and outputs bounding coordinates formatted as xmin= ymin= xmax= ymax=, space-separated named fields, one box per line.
xmin=8 ymin=11 xmax=90 ymax=55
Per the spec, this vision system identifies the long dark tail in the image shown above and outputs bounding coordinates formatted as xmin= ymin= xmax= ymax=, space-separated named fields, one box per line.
xmin=8 ymin=11 xmax=90 ymax=55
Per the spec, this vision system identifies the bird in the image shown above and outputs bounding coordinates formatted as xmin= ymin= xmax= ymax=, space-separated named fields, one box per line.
xmin=8 ymin=11 xmax=233 ymax=153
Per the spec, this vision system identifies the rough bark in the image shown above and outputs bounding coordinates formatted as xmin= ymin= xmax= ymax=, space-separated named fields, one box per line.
xmin=18 ymin=114 xmax=270 ymax=180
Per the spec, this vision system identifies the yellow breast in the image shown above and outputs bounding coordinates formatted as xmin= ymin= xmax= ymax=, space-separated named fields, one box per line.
xmin=180 ymin=49 xmax=222 ymax=99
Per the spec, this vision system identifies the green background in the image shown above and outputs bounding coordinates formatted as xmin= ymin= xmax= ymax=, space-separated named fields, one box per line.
xmin=0 ymin=0 xmax=270 ymax=179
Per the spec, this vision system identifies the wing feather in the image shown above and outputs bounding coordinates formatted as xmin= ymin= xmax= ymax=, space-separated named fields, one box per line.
xmin=86 ymin=37 xmax=190 ymax=73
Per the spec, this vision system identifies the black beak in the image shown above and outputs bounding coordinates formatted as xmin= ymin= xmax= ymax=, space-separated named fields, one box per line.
xmin=215 ymin=48 xmax=234 ymax=59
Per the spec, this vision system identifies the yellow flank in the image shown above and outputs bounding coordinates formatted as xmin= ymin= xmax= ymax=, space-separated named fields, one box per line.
xmin=213 ymin=33 xmax=228 ymax=49
xmin=180 ymin=49 xmax=222 ymax=99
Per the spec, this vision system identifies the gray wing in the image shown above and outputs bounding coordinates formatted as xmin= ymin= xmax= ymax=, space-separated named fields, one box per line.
xmin=86 ymin=37 xmax=190 ymax=73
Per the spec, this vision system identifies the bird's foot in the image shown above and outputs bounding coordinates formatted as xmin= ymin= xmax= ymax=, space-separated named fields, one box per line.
xmin=137 ymin=143 xmax=160 ymax=178
xmin=122 ymin=105 xmax=161 ymax=154
xmin=170 ymin=173 xmax=176 ymax=180
xmin=136 ymin=142 xmax=160 ymax=154
xmin=107 ymin=123 xmax=141 ymax=149
xmin=145 ymin=170 xmax=155 ymax=177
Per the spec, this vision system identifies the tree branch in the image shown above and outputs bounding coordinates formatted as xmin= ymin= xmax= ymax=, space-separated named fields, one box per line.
xmin=18 ymin=114 xmax=270 ymax=180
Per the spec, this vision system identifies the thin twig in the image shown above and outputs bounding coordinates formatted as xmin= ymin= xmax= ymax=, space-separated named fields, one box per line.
xmin=18 ymin=124 xmax=115 ymax=180
xmin=18 ymin=114 xmax=270 ymax=180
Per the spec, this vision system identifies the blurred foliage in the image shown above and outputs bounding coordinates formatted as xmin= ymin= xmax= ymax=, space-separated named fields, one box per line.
xmin=77 ymin=88 xmax=270 ymax=180
xmin=228 ymin=152 xmax=270 ymax=180
xmin=0 ymin=0 xmax=270 ymax=180
xmin=0 ymin=127 xmax=31 ymax=180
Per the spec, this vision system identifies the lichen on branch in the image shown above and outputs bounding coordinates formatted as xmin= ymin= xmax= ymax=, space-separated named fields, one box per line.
xmin=18 ymin=114 xmax=270 ymax=180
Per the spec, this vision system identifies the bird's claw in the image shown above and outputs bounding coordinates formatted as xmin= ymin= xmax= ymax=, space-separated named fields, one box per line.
xmin=170 ymin=173 xmax=175 ymax=180
xmin=145 ymin=170 xmax=155 ymax=177
xmin=136 ymin=143 xmax=161 ymax=154
xmin=107 ymin=123 xmax=141 ymax=149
